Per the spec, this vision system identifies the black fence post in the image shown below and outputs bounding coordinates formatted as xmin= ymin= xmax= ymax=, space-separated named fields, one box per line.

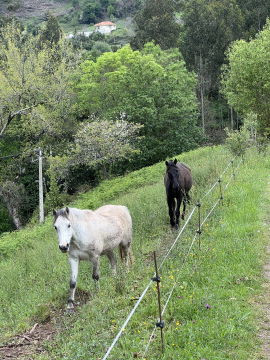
xmin=231 ymin=160 xmax=235 ymax=179
xmin=196 ymin=200 xmax=201 ymax=250
xmin=218 ymin=178 xmax=223 ymax=205
xmin=152 ymin=251 xmax=164 ymax=355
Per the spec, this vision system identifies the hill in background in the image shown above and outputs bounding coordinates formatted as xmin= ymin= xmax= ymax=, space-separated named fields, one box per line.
xmin=0 ymin=0 xmax=137 ymax=47
xmin=0 ymin=0 xmax=68 ymax=19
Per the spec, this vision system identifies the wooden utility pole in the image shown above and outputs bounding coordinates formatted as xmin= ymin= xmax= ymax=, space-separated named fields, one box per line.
xmin=39 ymin=148 xmax=44 ymax=223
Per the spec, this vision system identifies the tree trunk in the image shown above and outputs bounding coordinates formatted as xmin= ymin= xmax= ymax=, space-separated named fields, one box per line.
xmin=199 ymin=51 xmax=205 ymax=134
xmin=1 ymin=192 xmax=23 ymax=229
xmin=101 ymin=163 xmax=110 ymax=180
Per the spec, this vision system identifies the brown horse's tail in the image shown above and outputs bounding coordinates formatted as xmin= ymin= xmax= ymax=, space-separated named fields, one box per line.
xmin=185 ymin=191 xmax=191 ymax=204
xmin=118 ymin=246 xmax=134 ymax=266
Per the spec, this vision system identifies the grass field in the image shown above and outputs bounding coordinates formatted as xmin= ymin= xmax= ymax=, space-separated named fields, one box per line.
xmin=0 ymin=145 xmax=269 ymax=359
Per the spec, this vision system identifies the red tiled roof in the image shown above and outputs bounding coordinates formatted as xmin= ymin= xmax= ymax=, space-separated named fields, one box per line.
xmin=94 ymin=21 xmax=116 ymax=27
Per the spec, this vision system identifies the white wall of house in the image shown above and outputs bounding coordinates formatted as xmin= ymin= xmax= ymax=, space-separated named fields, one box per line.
xmin=95 ymin=21 xmax=116 ymax=34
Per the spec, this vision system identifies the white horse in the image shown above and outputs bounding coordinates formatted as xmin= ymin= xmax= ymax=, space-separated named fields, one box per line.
xmin=53 ymin=205 xmax=133 ymax=311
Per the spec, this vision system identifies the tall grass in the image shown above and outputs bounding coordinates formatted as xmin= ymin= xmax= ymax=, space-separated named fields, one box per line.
xmin=0 ymin=146 xmax=269 ymax=359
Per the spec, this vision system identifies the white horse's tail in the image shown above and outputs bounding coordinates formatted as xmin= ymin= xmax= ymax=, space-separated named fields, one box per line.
xmin=118 ymin=246 xmax=134 ymax=266
xmin=128 ymin=248 xmax=135 ymax=265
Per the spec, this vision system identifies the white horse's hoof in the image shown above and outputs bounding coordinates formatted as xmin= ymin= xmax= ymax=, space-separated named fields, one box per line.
xmin=67 ymin=308 xmax=74 ymax=315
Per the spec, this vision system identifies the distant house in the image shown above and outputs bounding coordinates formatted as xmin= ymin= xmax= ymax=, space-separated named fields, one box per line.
xmin=94 ymin=21 xmax=116 ymax=34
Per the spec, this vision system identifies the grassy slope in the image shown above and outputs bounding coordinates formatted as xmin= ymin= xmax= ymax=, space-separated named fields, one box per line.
xmin=0 ymin=145 xmax=269 ymax=359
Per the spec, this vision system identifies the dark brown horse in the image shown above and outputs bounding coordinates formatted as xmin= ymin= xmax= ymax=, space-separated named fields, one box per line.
xmin=164 ymin=159 xmax=192 ymax=229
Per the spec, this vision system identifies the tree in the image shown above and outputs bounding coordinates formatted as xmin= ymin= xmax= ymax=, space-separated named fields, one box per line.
xmin=81 ymin=0 xmax=102 ymax=23
xmin=0 ymin=181 xmax=25 ymax=229
xmin=0 ymin=22 xmax=79 ymax=144
xmin=221 ymin=19 xmax=270 ymax=136
xmin=178 ymin=0 xmax=245 ymax=134
xmin=130 ymin=0 xmax=180 ymax=50
xmin=45 ymin=155 xmax=70 ymax=212
xmin=72 ymin=119 xmax=143 ymax=179
xmin=38 ymin=11 xmax=63 ymax=46
xmin=107 ymin=4 xmax=115 ymax=17
xmin=91 ymin=41 xmax=112 ymax=57
xmin=0 ymin=21 xmax=80 ymax=227
xmin=236 ymin=0 xmax=270 ymax=36
xmin=75 ymin=44 xmax=203 ymax=168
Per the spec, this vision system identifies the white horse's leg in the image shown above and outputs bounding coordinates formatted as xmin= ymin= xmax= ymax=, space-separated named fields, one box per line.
xmin=68 ymin=256 xmax=79 ymax=311
xmin=106 ymin=251 xmax=117 ymax=275
xmin=119 ymin=245 xmax=130 ymax=268
xmin=91 ymin=255 xmax=100 ymax=281
xmin=91 ymin=255 xmax=100 ymax=292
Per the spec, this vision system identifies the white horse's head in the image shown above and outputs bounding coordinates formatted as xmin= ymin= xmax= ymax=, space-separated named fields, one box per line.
xmin=53 ymin=207 xmax=72 ymax=253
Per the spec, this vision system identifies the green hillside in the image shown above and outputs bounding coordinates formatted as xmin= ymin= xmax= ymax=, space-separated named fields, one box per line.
xmin=1 ymin=1 xmax=270 ymax=235
xmin=0 ymin=145 xmax=269 ymax=359
xmin=0 ymin=0 xmax=137 ymax=44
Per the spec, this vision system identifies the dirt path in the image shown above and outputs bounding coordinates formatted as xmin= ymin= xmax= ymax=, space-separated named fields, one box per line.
xmin=0 ymin=289 xmax=90 ymax=360
xmin=258 ymin=243 xmax=270 ymax=359
xmin=0 ymin=321 xmax=56 ymax=360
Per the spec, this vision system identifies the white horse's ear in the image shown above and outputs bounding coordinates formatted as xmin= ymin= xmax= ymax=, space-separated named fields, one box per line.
xmin=53 ymin=209 xmax=57 ymax=216
xmin=174 ymin=158 xmax=177 ymax=164
xmin=66 ymin=207 xmax=69 ymax=215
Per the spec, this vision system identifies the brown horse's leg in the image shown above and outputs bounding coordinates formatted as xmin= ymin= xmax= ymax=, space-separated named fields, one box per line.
xmin=182 ymin=195 xmax=186 ymax=220
xmin=167 ymin=196 xmax=176 ymax=227
xmin=175 ymin=193 xmax=183 ymax=229
xmin=182 ymin=192 xmax=190 ymax=219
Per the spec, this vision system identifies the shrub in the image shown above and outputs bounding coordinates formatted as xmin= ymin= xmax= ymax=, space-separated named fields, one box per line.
xmin=225 ymin=126 xmax=250 ymax=156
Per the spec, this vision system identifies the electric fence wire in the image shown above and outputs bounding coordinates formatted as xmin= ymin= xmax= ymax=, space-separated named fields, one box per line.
xmin=102 ymin=206 xmax=197 ymax=360
xmin=142 ymin=155 xmax=244 ymax=358
xmin=102 ymin=152 xmax=245 ymax=360
xmin=142 ymin=229 xmax=199 ymax=358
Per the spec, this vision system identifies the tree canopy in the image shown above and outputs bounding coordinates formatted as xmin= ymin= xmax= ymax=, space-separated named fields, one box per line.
xmin=130 ymin=0 xmax=180 ymax=50
xmin=0 ymin=21 xmax=80 ymax=228
xmin=221 ymin=19 xmax=270 ymax=136
xmin=75 ymin=43 xmax=203 ymax=167
xmin=38 ymin=11 xmax=63 ymax=46
xmin=179 ymin=0 xmax=244 ymax=93
xmin=72 ymin=119 xmax=143 ymax=178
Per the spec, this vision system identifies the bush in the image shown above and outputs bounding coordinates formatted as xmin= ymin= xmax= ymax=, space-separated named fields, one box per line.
xmin=91 ymin=41 xmax=112 ymax=54
xmin=225 ymin=126 xmax=250 ymax=156
xmin=90 ymin=31 xmax=105 ymax=41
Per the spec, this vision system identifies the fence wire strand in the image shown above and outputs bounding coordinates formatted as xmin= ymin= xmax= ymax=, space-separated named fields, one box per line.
xmin=158 ymin=206 xmax=197 ymax=270
xmin=102 ymin=153 xmax=244 ymax=360
xmin=143 ymin=155 xmax=244 ymax=357
xmin=142 ymin=230 xmax=199 ymax=357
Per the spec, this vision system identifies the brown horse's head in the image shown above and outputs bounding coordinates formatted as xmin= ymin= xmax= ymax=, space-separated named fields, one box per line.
xmin=165 ymin=159 xmax=180 ymax=192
